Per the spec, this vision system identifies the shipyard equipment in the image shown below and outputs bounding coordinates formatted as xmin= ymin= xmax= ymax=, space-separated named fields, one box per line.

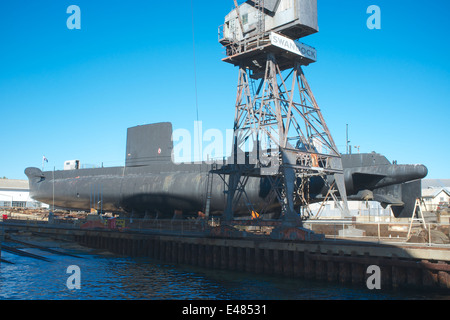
xmin=216 ymin=0 xmax=349 ymax=225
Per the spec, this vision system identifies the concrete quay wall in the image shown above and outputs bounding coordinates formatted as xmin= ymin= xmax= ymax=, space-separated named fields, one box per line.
xmin=3 ymin=222 xmax=450 ymax=291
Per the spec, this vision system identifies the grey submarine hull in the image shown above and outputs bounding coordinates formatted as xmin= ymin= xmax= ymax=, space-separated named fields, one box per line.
xmin=25 ymin=123 xmax=428 ymax=219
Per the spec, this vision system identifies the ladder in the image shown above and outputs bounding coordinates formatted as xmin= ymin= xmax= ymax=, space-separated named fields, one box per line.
xmin=204 ymin=163 xmax=217 ymax=219
xmin=254 ymin=0 xmax=266 ymax=47
xmin=406 ymin=198 xmax=427 ymax=240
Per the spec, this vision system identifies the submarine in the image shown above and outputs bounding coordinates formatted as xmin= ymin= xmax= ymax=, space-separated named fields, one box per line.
xmin=25 ymin=122 xmax=428 ymax=219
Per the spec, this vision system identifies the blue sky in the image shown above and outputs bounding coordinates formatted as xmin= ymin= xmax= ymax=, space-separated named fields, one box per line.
xmin=0 ymin=0 xmax=449 ymax=180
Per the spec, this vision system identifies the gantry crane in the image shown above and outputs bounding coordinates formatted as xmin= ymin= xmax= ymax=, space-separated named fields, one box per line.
xmin=216 ymin=0 xmax=349 ymax=233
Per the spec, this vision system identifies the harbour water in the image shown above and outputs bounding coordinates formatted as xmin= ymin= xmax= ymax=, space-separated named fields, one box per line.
xmin=0 ymin=237 xmax=449 ymax=301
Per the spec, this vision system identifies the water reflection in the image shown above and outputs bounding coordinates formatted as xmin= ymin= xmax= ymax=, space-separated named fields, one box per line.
xmin=0 ymin=241 xmax=448 ymax=300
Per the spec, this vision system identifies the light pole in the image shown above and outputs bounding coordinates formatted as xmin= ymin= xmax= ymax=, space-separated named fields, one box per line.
xmin=346 ymin=124 xmax=351 ymax=154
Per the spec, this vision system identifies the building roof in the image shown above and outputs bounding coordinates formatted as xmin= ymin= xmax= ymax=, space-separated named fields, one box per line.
xmin=422 ymin=187 xmax=450 ymax=199
xmin=0 ymin=179 xmax=29 ymax=191
xmin=422 ymin=179 xmax=450 ymax=189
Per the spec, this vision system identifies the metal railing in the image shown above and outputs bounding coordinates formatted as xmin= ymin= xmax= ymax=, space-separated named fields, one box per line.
xmin=1 ymin=210 xmax=449 ymax=246
xmin=303 ymin=219 xmax=450 ymax=247
xmin=0 ymin=211 xmax=215 ymax=236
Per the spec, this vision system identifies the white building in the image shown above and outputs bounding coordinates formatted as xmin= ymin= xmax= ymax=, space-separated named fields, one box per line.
xmin=422 ymin=188 xmax=450 ymax=210
xmin=422 ymin=179 xmax=450 ymax=211
xmin=0 ymin=179 xmax=48 ymax=208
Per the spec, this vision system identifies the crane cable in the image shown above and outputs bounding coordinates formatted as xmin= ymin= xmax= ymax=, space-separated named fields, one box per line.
xmin=190 ymin=0 xmax=201 ymax=164
xmin=191 ymin=0 xmax=210 ymax=214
